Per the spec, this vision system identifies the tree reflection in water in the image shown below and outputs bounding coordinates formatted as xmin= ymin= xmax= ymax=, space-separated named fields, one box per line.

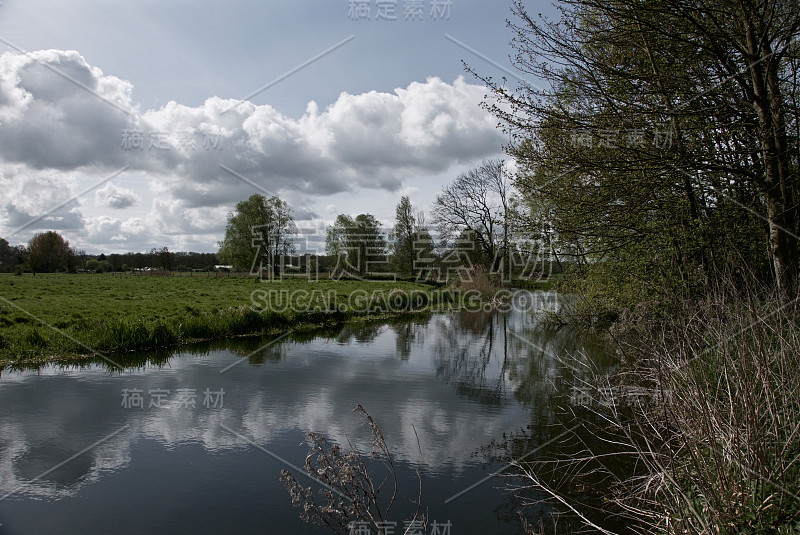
xmin=430 ymin=292 xmax=632 ymax=533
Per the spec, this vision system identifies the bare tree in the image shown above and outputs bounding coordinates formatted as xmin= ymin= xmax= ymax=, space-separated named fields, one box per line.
xmin=432 ymin=159 xmax=513 ymax=276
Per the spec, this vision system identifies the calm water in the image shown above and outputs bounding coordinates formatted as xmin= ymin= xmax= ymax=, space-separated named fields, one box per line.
xmin=0 ymin=291 xmax=620 ymax=534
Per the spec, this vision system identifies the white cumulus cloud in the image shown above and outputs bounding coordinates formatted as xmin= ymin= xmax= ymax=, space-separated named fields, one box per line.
xmin=0 ymin=49 xmax=507 ymax=252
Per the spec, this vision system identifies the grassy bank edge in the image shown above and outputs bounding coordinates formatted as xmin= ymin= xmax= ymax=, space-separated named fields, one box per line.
xmin=0 ymin=289 xmax=468 ymax=369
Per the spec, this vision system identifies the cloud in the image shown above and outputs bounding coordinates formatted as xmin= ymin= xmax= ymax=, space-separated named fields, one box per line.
xmin=0 ymin=50 xmax=135 ymax=171
xmin=0 ymin=165 xmax=85 ymax=236
xmin=137 ymin=77 xmax=504 ymax=217
xmin=94 ymin=182 xmax=140 ymax=209
xmin=0 ymin=49 xmax=507 ymax=251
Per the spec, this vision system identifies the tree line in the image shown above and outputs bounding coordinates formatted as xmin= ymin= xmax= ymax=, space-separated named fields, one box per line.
xmin=216 ymin=0 xmax=800 ymax=299
xmin=0 ymin=232 xmax=218 ymax=274
xmin=217 ymin=159 xmax=554 ymax=281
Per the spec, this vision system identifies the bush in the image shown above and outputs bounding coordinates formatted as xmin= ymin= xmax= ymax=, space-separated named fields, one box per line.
xmin=460 ymin=264 xmax=498 ymax=296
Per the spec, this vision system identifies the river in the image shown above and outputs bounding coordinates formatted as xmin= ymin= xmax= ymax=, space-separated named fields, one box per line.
xmin=0 ymin=291 xmax=622 ymax=534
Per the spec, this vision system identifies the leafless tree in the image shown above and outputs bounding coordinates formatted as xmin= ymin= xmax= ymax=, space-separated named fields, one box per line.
xmin=432 ymin=159 xmax=513 ymax=277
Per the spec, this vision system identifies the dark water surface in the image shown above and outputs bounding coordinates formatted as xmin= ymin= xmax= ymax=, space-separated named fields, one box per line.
xmin=0 ymin=291 xmax=620 ymax=535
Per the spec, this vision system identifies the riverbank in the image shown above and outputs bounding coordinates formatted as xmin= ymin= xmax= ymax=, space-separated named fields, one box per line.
xmin=0 ymin=273 xmax=468 ymax=368
xmin=617 ymin=292 xmax=800 ymax=532
xmin=524 ymin=278 xmax=800 ymax=533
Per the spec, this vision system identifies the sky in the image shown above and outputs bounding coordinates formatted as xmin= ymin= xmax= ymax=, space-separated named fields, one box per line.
xmin=0 ymin=0 xmax=553 ymax=254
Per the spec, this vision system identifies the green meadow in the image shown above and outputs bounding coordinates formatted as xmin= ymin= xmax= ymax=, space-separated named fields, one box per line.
xmin=0 ymin=273 xmax=452 ymax=367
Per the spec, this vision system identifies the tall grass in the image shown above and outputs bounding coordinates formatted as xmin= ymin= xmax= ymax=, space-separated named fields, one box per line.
xmin=281 ymin=405 xmax=425 ymax=534
xmin=612 ymin=287 xmax=800 ymax=533
xmin=514 ymin=280 xmax=800 ymax=534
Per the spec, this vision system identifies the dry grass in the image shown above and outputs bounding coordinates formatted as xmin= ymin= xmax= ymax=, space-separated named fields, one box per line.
xmin=510 ymin=281 xmax=800 ymax=534
xmin=280 ymin=405 xmax=425 ymax=535
xmin=611 ymin=288 xmax=800 ymax=533
xmin=460 ymin=264 xmax=498 ymax=296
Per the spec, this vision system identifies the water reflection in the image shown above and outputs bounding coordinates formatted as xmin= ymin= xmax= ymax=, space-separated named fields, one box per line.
xmin=433 ymin=310 xmax=508 ymax=408
xmin=0 ymin=291 xmax=618 ymax=534
xmin=389 ymin=316 xmax=429 ymax=361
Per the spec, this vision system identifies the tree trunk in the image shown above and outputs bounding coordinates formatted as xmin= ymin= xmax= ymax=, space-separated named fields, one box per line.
xmin=746 ymin=16 xmax=799 ymax=302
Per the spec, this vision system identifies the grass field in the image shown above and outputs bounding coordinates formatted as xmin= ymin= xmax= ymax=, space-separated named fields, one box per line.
xmin=0 ymin=273 xmax=455 ymax=367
